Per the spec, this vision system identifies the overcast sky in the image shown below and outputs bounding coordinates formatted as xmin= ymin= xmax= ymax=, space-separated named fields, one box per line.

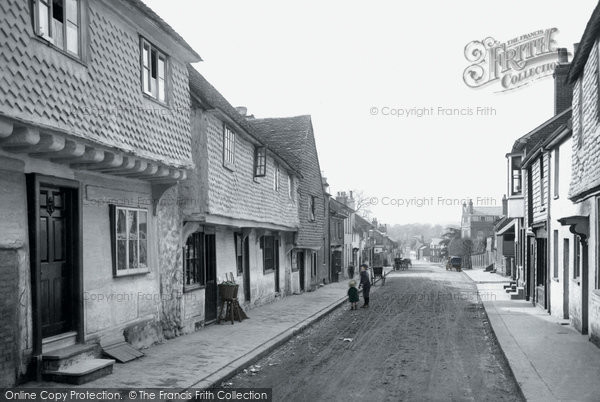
xmin=144 ymin=0 xmax=598 ymax=226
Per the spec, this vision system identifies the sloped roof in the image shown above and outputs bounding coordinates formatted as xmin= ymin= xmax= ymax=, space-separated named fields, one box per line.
xmin=129 ymin=0 xmax=200 ymax=60
xmin=568 ymin=1 xmax=600 ymax=84
xmin=354 ymin=214 xmax=373 ymax=230
xmin=330 ymin=198 xmax=352 ymax=217
xmin=187 ymin=66 xmax=299 ymax=176
xmin=511 ymin=108 xmax=572 ymax=154
xmin=248 ymin=116 xmax=313 ymax=171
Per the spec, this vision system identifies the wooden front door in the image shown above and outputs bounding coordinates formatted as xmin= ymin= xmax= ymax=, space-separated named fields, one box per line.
xmin=243 ymin=236 xmax=250 ymax=302
xmin=297 ymin=251 xmax=305 ymax=291
xmin=332 ymin=250 xmax=342 ymax=282
xmin=204 ymin=234 xmax=217 ymax=323
xmin=39 ymin=186 xmax=74 ymax=338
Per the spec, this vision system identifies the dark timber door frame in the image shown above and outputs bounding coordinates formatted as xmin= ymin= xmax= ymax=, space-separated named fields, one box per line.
xmin=204 ymin=233 xmax=217 ymax=323
xmin=243 ymin=236 xmax=250 ymax=302
xmin=297 ymin=251 xmax=305 ymax=291
xmin=26 ymin=174 xmax=82 ymax=375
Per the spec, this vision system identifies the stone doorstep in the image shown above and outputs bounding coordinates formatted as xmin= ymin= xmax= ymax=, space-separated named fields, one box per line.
xmin=42 ymin=343 xmax=100 ymax=371
xmin=42 ymin=359 xmax=115 ymax=385
xmin=42 ymin=331 xmax=77 ymax=354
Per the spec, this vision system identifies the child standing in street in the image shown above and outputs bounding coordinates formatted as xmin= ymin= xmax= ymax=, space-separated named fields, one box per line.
xmin=348 ymin=280 xmax=359 ymax=310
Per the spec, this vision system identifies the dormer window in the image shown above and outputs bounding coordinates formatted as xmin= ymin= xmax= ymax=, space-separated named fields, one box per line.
xmin=34 ymin=0 xmax=80 ymax=57
xmin=141 ymin=39 xmax=167 ymax=102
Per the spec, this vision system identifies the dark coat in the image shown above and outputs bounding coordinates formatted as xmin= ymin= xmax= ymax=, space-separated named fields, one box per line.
xmin=359 ymin=270 xmax=371 ymax=289
xmin=348 ymin=287 xmax=359 ymax=303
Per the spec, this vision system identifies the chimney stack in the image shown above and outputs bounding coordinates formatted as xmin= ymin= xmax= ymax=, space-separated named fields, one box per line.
xmin=502 ymin=194 xmax=507 ymax=216
xmin=236 ymin=106 xmax=248 ymax=116
xmin=554 ymin=48 xmax=573 ymax=115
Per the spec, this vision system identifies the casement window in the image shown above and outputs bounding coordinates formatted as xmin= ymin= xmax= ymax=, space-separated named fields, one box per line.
xmin=274 ymin=164 xmax=280 ymax=191
xmin=287 ymin=175 xmax=293 ymax=200
xmin=511 ymin=156 xmax=522 ymax=196
xmin=141 ymin=39 xmax=167 ymax=102
xmin=34 ymin=0 xmax=81 ymax=56
xmin=254 ymin=146 xmax=266 ymax=177
xmin=309 ymin=196 xmax=316 ymax=221
xmin=311 ymin=252 xmax=317 ymax=277
xmin=261 ymin=235 xmax=279 ymax=273
xmin=553 ymin=149 xmax=560 ymax=199
xmin=183 ymin=231 xmax=216 ymax=290
xmin=110 ymin=206 xmax=148 ymax=276
xmin=563 ymin=238 xmax=570 ymax=283
xmin=235 ymin=233 xmax=243 ymax=276
xmin=223 ymin=125 xmax=235 ymax=169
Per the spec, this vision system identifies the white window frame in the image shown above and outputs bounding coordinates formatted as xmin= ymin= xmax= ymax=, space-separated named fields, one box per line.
xmin=111 ymin=206 xmax=149 ymax=277
xmin=34 ymin=0 xmax=81 ymax=57
xmin=274 ymin=164 xmax=280 ymax=192
xmin=141 ymin=38 xmax=168 ymax=103
xmin=223 ymin=125 xmax=236 ymax=169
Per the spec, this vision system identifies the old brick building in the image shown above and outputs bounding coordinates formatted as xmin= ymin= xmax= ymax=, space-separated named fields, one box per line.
xmin=250 ymin=116 xmax=328 ymax=291
xmin=0 ymin=0 xmax=200 ymax=385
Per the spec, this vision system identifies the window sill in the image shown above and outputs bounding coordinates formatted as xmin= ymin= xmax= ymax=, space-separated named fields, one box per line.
xmin=114 ymin=268 xmax=150 ymax=278
xmin=264 ymin=269 xmax=275 ymax=275
xmin=31 ymin=35 xmax=87 ymax=67
xmin=142 ymin=93 xmax=169 ymax=108
xmin=552 ymin=277 xmax=559 ymax=282
xmin=223 ymin=163 xmax=235 ymax=172
xmin=184 ymin=284 xmax=205 ymax=293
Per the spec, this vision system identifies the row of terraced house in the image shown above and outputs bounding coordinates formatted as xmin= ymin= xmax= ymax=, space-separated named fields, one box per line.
xmin=493 ymin=3 xmax=600 ymax=348
xmin=0 ymin=0 xmax=398 ymax=386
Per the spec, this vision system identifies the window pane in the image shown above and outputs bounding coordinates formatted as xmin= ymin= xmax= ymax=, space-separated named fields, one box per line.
xmin=143 ymin=44 xmax=149 ymax=68
xmin=151 ymin=49 xmax=157 ymax=78
xmin=52 ymin=19 xmax=64 ymax=48
xmin=158 ymin=78 xmax=165 ymax=102
xmin=66 ymin=21 xmax=78 ymax=54
xmin=143 ymin=68 xmax=150 ymax=93
xmin=129 ymin=239 xmax=138 ymax=268
xmin=139 ymin=212 xmax=147 ymax=267
xmin=38 ymin=1 xmax=49 ymax=37
xmin=116 ymin=209 xmax=127 ymax=240
xmin=158 ymin=56 xmax=165 ymax=79
xmin=66 ymin=0 xmax=77 ymax=22
xmin=52 ymin=0 xmax=64 ymax=22
xmin=117 ymin=240 xmax=127 ymax=270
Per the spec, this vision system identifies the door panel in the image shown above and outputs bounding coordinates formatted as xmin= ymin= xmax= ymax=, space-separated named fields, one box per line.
xmin=204 ymin=234 xmax=217 ymax=322
xmin=297 ymin=251 xmax=305 ymax=291
xmin=39 ymin=187 xmax=73 ymax=338
xmin=243 ymin=237 xmax=250 ymax=302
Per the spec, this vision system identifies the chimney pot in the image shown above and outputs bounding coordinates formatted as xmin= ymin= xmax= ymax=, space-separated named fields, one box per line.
xmin=236 ymin=106 xmax=247 ymax=116
xmin=557 ymin=48 xmax=568 ymax=64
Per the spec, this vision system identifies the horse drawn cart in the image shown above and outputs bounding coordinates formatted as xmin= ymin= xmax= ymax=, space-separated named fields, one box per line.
xmin=372 ymin=266 xmax=385 ymax=285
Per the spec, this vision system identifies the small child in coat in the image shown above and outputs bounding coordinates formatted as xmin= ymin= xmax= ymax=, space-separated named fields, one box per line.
xmin=348 ymin=280 xmax=359 ymax=310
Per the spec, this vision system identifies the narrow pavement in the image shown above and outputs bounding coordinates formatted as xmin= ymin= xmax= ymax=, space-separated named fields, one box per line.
xmin=228 ymin=262 xmax=523 ymax=401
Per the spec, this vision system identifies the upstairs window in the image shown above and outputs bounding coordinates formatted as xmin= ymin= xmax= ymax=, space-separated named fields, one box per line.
xmin=553 ymin=149 xmax=560 ymax=199
xmin=511 ymin=156 xmax=522 ymax=196
xmin=540 ymin=156 xmax=545 ymax=207
xmin=223 ymin=126 xmax=235 ymax=169
xmin=141 ymin=39 xmax=167 ymax=102
xmin=274 ymin=164 xmax=280 ymax=191
xmin=288 ymin=175 xmax=293 ymax=200
xmin=254 ymin=146 xmax=266 ymax=177
xmin=34 ymin=0 xmax=80 ymax=56
xmin=309 ymin=196 xmax=316 ymax=221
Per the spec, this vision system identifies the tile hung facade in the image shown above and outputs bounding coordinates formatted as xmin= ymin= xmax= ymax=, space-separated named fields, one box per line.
xmin=0 ymin=0 xmax=200 ymax=386
xmin=165 ymin=67 xmax=302 ymax=336
xmin=250 ymin=116 xmax=328 ymax=291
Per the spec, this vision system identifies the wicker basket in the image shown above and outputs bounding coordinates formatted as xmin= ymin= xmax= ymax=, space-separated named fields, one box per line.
xmin=218 ymin=284 xmax=239 ymax=301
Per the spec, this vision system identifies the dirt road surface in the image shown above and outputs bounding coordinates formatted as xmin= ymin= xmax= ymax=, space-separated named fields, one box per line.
xmin=227 ymin=263 xmax=523 ymax=402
